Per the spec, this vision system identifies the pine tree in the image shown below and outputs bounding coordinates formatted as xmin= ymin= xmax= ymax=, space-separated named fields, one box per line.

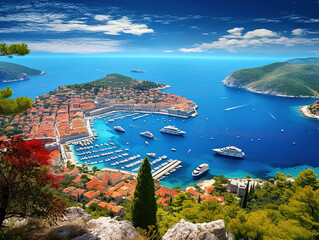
xmin=198 ymin=195 xmax=202 ymax=204
xmin=132 ymin=157 xmax=157 ymax=231
xmin=241 ymin=181 xmax=250 ymax=208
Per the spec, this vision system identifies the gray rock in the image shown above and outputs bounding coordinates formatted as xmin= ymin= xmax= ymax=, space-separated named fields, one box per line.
xmin=162 ymin=219 xmax=233 ymax=240
xmin=62 ymin=207 xmax=92 ymax=223
xmin=73 ymin=217 xmax=140 ymax=240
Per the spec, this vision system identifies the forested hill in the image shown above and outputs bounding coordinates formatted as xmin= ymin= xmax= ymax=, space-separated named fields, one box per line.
xmin=223 ymin=58 xmax=319 ymax=97
xmin=0 ymin=61 xmax=43 ymax=82
xmin=67 ymin=73 xmax=166 ymax=91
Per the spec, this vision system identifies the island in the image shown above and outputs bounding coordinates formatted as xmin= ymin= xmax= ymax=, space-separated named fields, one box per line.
xmin=0 ymin=73 xmax=197 ymax=143
xmin=0 ymin=61 xmax=45 ymax=82
xmin=223 ymin=57 xmax=319 ymax=97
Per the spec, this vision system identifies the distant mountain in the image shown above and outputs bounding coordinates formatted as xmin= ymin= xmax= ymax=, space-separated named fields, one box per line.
xmin=286 ymin=57 xmax=319 ymax=65
xmin=0 ymin=61 xmax=44 ymax=82
xmin=223 ymin=58 xmax=319 ymax=97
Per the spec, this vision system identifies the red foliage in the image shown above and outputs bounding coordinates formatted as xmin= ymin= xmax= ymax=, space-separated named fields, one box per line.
xmin=0 ymin=136 xmax=66 ymax=228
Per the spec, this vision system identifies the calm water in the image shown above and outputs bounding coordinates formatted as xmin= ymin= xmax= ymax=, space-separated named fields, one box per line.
xmin=2 ymin=55 xmax=319 ymax=187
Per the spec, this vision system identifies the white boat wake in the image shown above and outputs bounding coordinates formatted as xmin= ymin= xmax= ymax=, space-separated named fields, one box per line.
xmin=225 ymin=104 xmax=248 ymax=111
xmin=268 ymin=112 xmax=277 ymax=120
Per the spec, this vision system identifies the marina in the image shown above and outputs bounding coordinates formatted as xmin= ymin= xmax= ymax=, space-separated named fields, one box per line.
xmin=13 ymin=56 xmax=318 ymax=188
xmin=152 ymin=160 xmax=183 ymax=180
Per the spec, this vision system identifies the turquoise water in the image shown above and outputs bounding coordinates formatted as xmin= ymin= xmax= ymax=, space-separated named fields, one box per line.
xmin=2 ymin=54 xmax=319 ymax=187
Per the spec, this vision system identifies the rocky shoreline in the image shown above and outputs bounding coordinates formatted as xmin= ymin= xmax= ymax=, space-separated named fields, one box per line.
xmin=299 ymin=105 xmax=319 ymax=119
xmin=223 ymin=75 xmax=316 ymax=98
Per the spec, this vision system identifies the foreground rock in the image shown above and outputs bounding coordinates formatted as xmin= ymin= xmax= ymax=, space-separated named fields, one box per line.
xmin=74 ymin=217 xmax=140 ymax=240
xmin=61 ymin=207 xmax=92 ymax=223
xmin=162 ymin=219 xmax=234 ymax=240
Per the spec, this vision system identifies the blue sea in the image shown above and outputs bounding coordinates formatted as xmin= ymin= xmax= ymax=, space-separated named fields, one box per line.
xmin=2 ymin=54 xmax=319 ymax=188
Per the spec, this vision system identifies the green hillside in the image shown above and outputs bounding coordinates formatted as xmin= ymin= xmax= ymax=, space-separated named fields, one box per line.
xmin=226 ymin=60 xmax=319 ymax=97
xmin=286 ymin=57 xmax=319 ymax=65
xmin=0 ymin=61 xmax=42 ymax=82
xmin=67 ymin=73 xmax=166 ymax=91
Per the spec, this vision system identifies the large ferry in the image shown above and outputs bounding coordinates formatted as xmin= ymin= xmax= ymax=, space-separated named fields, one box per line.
xmin=114 ymin=126 xmax=125 ymax=132
xmin=212 ymin=146 xmax=245 ymax=158
xmin=160 ymin=126 xmax=186 ymax=136
xmin=192 ymin=163 xmax=209 ymax=178
xmin=140 ymin=131 xmax=155 ymax=139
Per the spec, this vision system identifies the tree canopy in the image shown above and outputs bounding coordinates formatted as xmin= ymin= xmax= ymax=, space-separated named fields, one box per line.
xmin=131 ymin=157 xmax=157 ymax=232
xmin=0 ymin=86 xmax=33 ymax=115
xmin=0 ymin=43 xmax=30 ymax=57
xmin=0 ymin=137 xmax=66 ymax=230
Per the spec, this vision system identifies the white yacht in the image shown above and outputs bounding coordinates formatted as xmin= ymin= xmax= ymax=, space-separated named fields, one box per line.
xmin=140 ymin=131 xmax=155 ymax=139
xmin=212 ymin=146 xmax=245 ymax=158
xmin=114 ymin=126 xmax=125 ymax=132
xmin=192 ymin=163 xmax=209 ymax=178
xmin=160 ymin=126 xmax=186 ymax=136
xmin=146 ymin=153 xmax=156 ymax=158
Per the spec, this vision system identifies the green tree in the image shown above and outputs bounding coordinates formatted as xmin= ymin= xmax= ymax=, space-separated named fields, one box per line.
xmin=295 ymin=169 xmax=319 ymax=190
xmin=241 ymin=181 xmax=249 ymax=208
xmin=132 ymin=157 xmax=157 ymax=231
xmin=92 ymin=166 xmax=98 ymax=174
xmin=213 ymin=175 xmax=228 ymax=196
xmin=0 ymin=43 xmax=30 ymax=56
xmin=0 ymin=87 xmax=33 ymax=115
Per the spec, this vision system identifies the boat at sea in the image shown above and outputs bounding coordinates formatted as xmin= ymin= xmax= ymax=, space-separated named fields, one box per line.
xmin=140 ymin=131 xmax=155 ymax=139
xmin=212 ymin=146 xmax=245 ymax=158
xmin=146 ymin=153 xmax=156 ymax=158
xmin=192 ymin=163 xmax=209 ymax=178
xmin=131 ymin=69 xmax=144 ymax=73
xmin=171 ymin=148 xmax=176 ymax=152
xmin=114 ymin=126 xmax=125 ymax=132
xmin=160 ymin=125 xmax=186 ymax=136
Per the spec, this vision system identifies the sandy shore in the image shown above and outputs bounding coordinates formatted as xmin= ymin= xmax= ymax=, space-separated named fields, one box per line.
xmin=299 ymin=105 xmax=319 ymax=119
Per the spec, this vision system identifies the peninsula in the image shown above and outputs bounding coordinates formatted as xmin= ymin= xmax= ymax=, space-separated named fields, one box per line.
xmin=223 ymin=57 xmax=319 ymax=97
xmin=0 ymin=73 xmax=197 ymax=143
xmin=0 ymin=61 xmax=45 ymax=82
xmin=299 ymin=100 xmax=319 ymax=119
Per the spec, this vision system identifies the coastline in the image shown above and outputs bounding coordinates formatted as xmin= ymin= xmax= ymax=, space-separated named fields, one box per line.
xmin=223 ymin=75 xmax=319 ymax=98
xmin=298 ymin=105 xmax=319 ymax=119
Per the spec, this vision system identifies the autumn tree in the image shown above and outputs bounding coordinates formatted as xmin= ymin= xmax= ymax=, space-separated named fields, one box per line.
xmin=131 ymin=157 xmax=157 ymax=232
xmin=0 ymin=137 xmax=66 ymax=230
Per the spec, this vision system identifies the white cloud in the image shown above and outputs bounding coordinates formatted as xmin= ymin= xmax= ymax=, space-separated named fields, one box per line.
xmin=243 ymin=29 xmax=277 ymax=38
xmin=179 ymin=28 xmax=319 ymax=52
xmin=227 ymin=27 xmax=244 ymax=36
xmin=0 ymin=14 xmax=154 ymax=36
xmin=94 ymin=15 xmax=111 ymax=21
xmin=3 ymin=38 xmax=124 ymax=53
xmin=292 ymin=28 xmax=304 ymax=36
xmin=163 ymin=50 xmax=174 ymax=52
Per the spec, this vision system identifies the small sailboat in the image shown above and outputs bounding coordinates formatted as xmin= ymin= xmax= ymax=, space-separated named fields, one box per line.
xmin=145 ymin=141 xmax=149 ymax=145
xmin=281 ymin=129 xmax=284 ymax=133
xmin=187 ymin=149 xmax=192 ymax=154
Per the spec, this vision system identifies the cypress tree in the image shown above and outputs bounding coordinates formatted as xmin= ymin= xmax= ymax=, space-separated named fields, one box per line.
xmin=132 ymin=157 xmax=157 ymax=231
xmin=241 ymin=181 xmax=250 ymax=208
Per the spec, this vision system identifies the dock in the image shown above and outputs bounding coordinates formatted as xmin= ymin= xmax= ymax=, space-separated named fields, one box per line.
xmin=133 ymin=114 xmax=149 ymax=120
xmin=152 ymin=160 xmax=182 ymax=180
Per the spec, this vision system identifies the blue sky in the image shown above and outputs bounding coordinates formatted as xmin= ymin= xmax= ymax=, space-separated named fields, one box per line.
xmin=0 ymin=0 xmax=319 ymax=57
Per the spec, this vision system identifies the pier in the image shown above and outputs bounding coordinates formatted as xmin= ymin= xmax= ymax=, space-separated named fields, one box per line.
xmin=152 ymin=160 xmax=182 ymax=180
xmin=133 ymin=113 xmax=149 ymax=120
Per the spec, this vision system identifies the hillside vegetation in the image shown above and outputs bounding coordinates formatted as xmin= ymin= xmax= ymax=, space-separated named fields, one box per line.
xmin=0 ymin=61 xmax=42 ymax=82
xmin=224 ymin=58 xmax=319 ymax=97
xmin=67 ymin=73 xmax=166 ymax=92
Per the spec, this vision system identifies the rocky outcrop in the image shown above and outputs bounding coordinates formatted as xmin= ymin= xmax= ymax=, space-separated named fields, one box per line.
xmin=74 ymin=217 xmax=140 ymax=240
xmin=222 ymin=75 xmax=244 ymax=88
xmin=61 ymin=207 xmax=92 ymax=223
xmin=162 ymin=219 xmax=234 ymax=240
